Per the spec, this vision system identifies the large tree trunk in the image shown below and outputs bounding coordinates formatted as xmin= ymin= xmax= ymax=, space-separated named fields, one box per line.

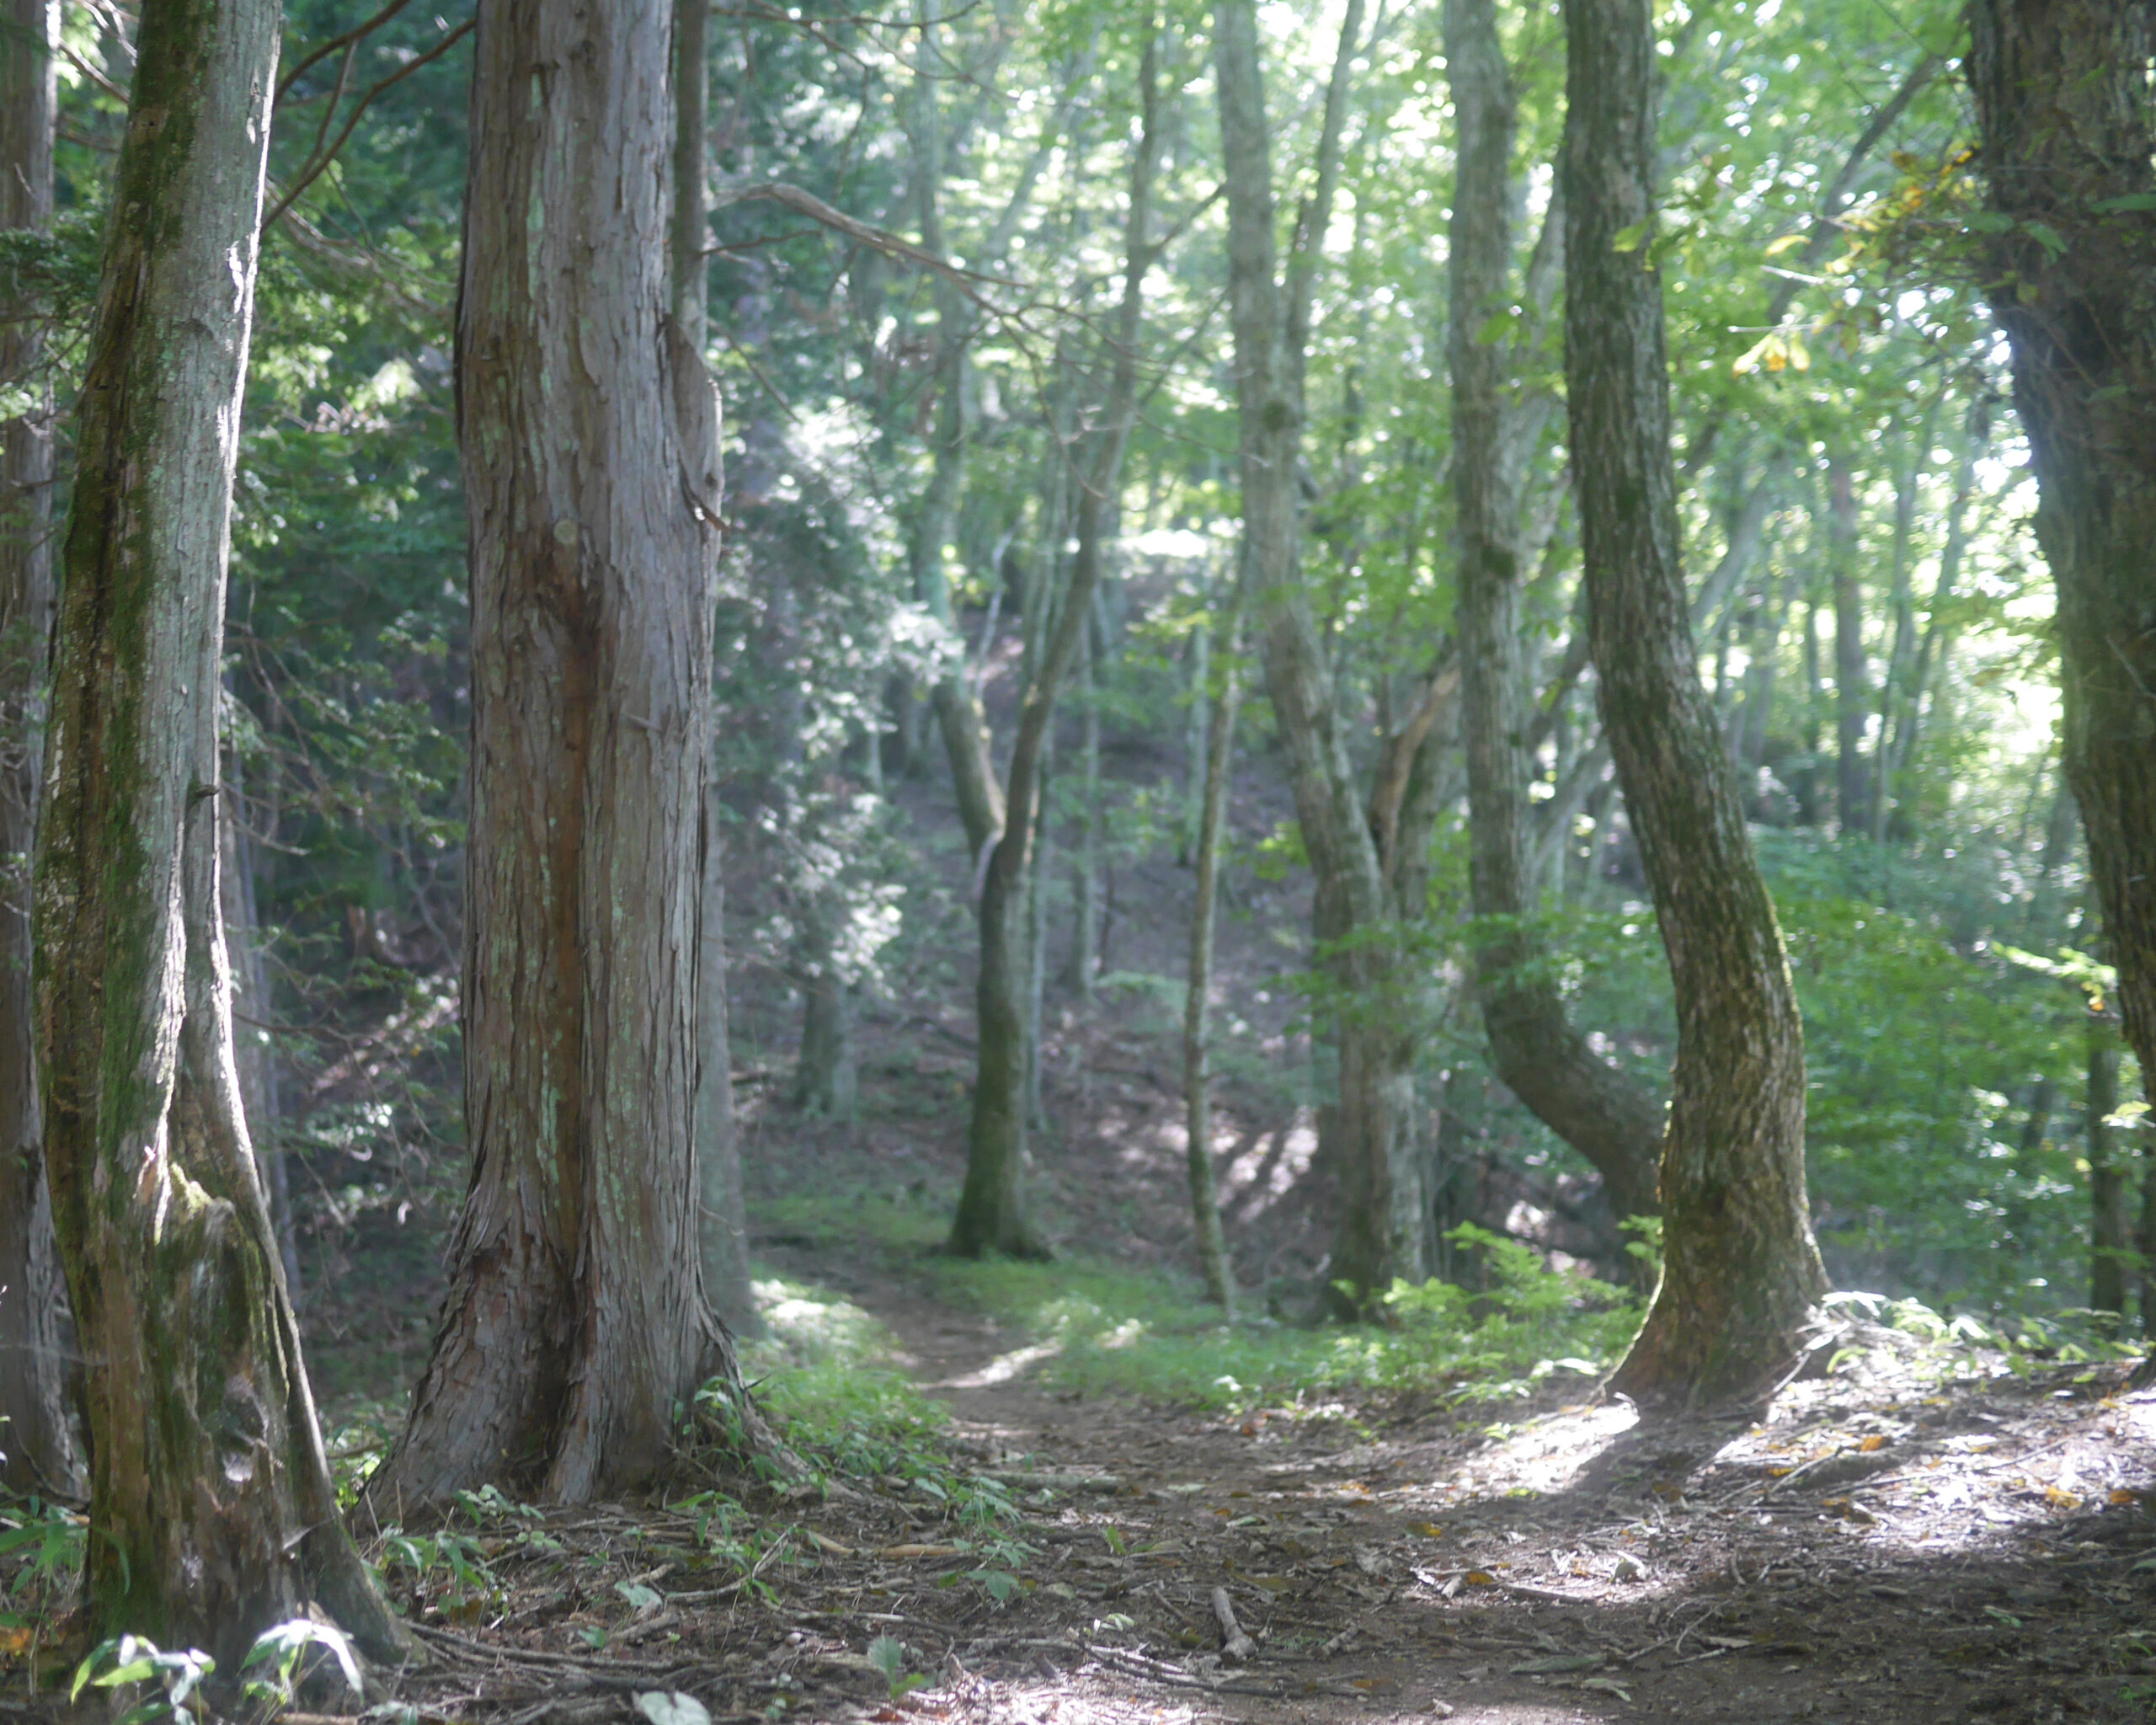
xmin=1563 ymin=0 xmax=1824 ymax=1407
xmin=1967 ymin=0 xmax=2156 ymax=1188
xmin=0 ymin=0 xmax=79 ymax=1500
xmin=375 ymin=0 xmax=728 ymax=1507
xmin=950 ymin=36 xmax=1162 ymax=1259
xmin=1447 ymin=0 xmax=1662 ymax=1237
xmin=35 ymin=0 xmax=401 ymax=1659
xmin=1216 ymin=0 xmax=1427 ymax=1307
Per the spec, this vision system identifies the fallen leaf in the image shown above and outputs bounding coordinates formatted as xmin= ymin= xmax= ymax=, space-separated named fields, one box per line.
xmin=2044 ymin=1486 xmax=2080 ymax=1509
xmin=1581 ymin=1677 xmax=1634 ymax=1701
xmin=1465 ymin=1571 xmax=1497 ymax=1587
xmin=0 ymin=1627 xmax=31 ymax=1656
xmin=1860 ymin=1435 xmax=1888 ymax=1453
xmin=634 ymin=1692 xmax=711 ymax=1725
xmin=804 ymin=1530 xmax=854 ymax=1556
xmin=1410 ymin=1523 xmax=1444 ymax=1537
xmin=2111 ymin=1488 xmax=2141 ymax=1506
xmin=877 ymin=1544 xmax=968 ymax=1560
xmin=1510 ymin=1654 xmax=1604 ymax=1674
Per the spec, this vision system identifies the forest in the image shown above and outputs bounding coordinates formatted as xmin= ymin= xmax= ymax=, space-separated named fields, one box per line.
xmin=0 ymin=0 xmax=2152 ymax=1719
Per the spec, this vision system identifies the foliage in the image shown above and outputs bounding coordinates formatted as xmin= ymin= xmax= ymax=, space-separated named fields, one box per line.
xmin=70 ymin=1637 xmax=215 ymax=1725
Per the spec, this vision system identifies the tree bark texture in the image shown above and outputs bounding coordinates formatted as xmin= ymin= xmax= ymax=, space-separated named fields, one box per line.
xmin=376 ymin=0 xmax=728 ymax=1507
xmin=1563 ymin=0 xmax=1825 ymax=1407
xmin=35 ymin=0 xmax=402 ymax=1658
xmin=0 ymin=0 xmax=79 ymax=1499
xmin=1448 ymin=0 xmax=1663 ymax=1236
xmin=1967 ymin=0 xmax=2156 ymax=1135
xmin=950 ymin=37 xmax=1161 ymax=1259
xmin=1216 ymin=0 xmax=1426 ymax=1308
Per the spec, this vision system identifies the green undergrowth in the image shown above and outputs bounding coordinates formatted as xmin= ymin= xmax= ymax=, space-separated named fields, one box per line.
xmin=749 ymin=1191 xmax=1652 ymax=1413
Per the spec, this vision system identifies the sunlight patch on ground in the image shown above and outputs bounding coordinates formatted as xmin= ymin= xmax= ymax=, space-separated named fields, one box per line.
xmin=1432 ymin=1401 xmax=1641 ymax=1498
xmin=929 ymin=1338 xmax=1065 ymax=1389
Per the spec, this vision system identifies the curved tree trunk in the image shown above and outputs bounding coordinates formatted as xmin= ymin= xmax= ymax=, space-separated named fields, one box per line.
xmin=1447 ymin=0 xmax=1663 ymax=1237
xmin=1967 ymin=0 xmax=2156 ymax=1210
xmin=35 ymin=0 xmax=401 ymax=1660
xmin=1563 ymin=0 xmax=1824 ymax=1407
xmin=0 ymin=0 xmax=80 ymax=1500
xmin=375 ymin=0 xmax=730 ymax=1508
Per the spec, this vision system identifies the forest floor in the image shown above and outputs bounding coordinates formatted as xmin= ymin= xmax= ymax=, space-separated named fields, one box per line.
xmin=332 ymin=1214 xmax=2156 ymax=1725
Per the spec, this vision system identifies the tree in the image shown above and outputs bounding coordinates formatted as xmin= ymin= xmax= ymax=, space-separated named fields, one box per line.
xmin=1562 ymin=0 xmax=1826 ymax=1404
xmin=0 ymin=0 xmax=80 ymax=1498
xmin=674 ymin=0 xmax=755 ymax=1339
xmin=949 ymin=27 xmax=1166 ymax=1258
xmin=1446 ymin=0 xmax=1664 ymax=1239
xmin=1217 ymin=0 xmax=1450 ymax=1310
xmin=35 ymin=0 xmax=401 ymax=1658
xmin=1966 ymin=0 xmax=2156 ymax=1220
xmin=371 ymin=0 xmax=736 ymax=1505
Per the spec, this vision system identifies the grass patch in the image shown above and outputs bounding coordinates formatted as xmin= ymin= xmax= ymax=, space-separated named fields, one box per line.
xmin=926 ymin=1224 xmax=1644 ymax=1411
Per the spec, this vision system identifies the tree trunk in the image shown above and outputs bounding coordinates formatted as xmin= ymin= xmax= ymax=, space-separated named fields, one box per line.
xmin=950 ymin=33 xmax=1163 ymax=1259
xmin=1563 ymin=0 xmax=1825 ymax=1407
xmin=1967 ymin=0 xmax=2156 ymax=1161
xmin=2088 ymin=1012 xmax=2128 ymax=1319
xmin=374 ymin=0 xmax=729 ymax=1508
xmin=1217 ymin=0 xmax=1426 ymax=1307
xmin=696 ymin=789 xmax=755 ymax=1336
xmin=1828 ymin=457 xmax=1868 ymax=836
xmin=792 ymin=915 xmax=857 ymax=1120
xmin=35 ymin=0 xmax=402 ymax=1660
xmin=1447 ymin=0 xmax=1663 ymax=1236
xmin=0 ymin=0 xmax=79 ymax=1501
xmin=1062 ymin=626 xmax=1102 ymax=998
xmin=1182 ymin=562 xmax=1247 ymax=1314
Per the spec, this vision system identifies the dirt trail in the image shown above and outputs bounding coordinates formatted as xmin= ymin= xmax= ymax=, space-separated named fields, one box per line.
xmin=792 ymin=1273 xmax=2156 ymax=1725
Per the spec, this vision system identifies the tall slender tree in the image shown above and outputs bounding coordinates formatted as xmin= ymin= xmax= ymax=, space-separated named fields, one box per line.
xmin=0 ymin=0 xmax=79 ymax=1498
xmin=1217 ymin=0 xmax=1455 ymax=1308
xmin=372 ymin=0 xmax=739 ymax=1504
xmin=950 ymin=29 xmax=1166 ymax=1258
xmin=35 ymin=0 xmax=400 ymax=1657
xmin=1562 ymin=0 xmax=1826 ymax=1403
xmin=1447 ymin=0 xmax=1663 ymax=1237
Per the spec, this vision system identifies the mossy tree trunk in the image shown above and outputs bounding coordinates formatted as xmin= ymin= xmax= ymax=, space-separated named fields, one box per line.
xmin=0 ymin=0 xmax=80 ymax=1499
xmin=35 ymin=0 xmax=401 ymax=1660
xmin=372 ymin=0 xmax=734 ymax=1507
xmin=1967 ymin=0 xmax=2156 ymax=1248
xmin=1563 ymin=0 xmax=1825 ymax=1407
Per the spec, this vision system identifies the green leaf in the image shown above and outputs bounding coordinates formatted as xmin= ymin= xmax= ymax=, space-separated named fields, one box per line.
xmin=2089 ymin=193 xmax=2156 ymax=214
xmin=1610 ymin=219 xmax=1652 ymax=254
